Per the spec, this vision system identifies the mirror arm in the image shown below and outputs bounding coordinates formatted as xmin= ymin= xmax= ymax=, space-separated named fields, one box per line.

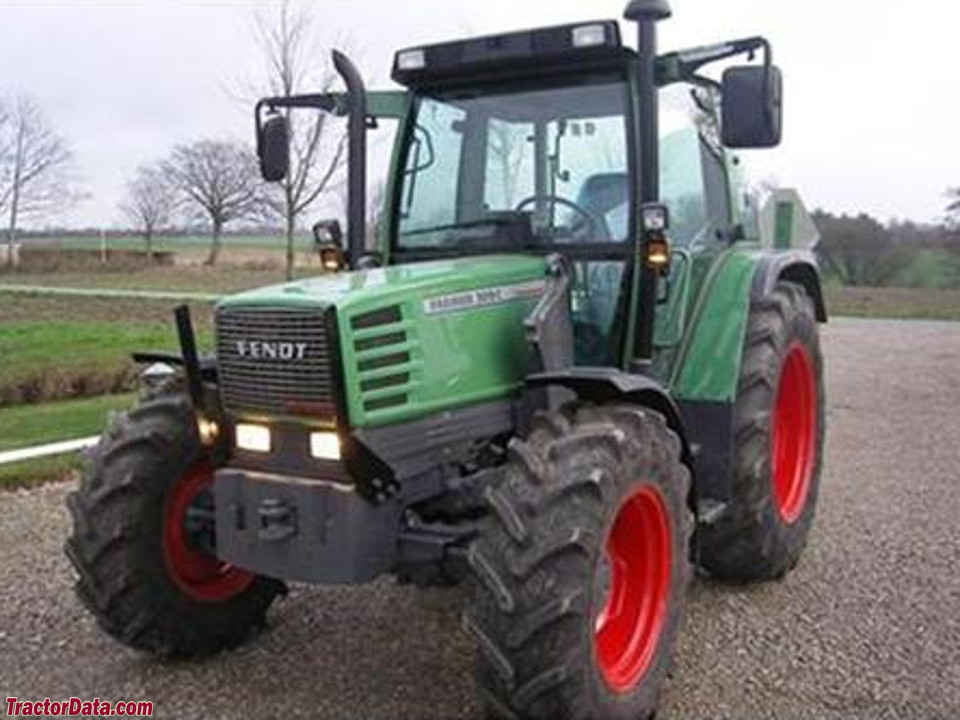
xmin=260 ymin=94 xmax=342 ymax=113
xmin=657 ymin=36 xmax=771 ymax=85
xmin=254 ymin=94 xmax=344 ymax=161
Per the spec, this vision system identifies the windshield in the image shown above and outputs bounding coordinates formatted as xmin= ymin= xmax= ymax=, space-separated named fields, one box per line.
xmin=397 ymin=78 xmax=631 ymax=252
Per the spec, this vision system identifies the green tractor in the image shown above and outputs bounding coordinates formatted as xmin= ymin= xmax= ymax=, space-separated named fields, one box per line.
xmin=67 ymin=2 xmax=825 ymax=717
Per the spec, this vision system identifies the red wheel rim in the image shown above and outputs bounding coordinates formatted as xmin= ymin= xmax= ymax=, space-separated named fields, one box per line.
xmin=771 ymin=343 xmax=817 ymax=524
xmin=162 ymin=463 xmax=254 ymax=603
xmin=594 ymin=485 xmax=672 ymax=694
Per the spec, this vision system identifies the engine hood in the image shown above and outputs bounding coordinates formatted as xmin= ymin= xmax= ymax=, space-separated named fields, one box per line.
xmin=216 ymin=254 xmax=551 ymax=428
xmin=216 ymin=254 xmax=549 ymax=317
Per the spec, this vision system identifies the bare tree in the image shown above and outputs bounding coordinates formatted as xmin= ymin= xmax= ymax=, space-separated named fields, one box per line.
xmin=0 ymin=96 xmax=79 ymax=267
xmin=946 ymin=187 xmax=960 ymax=229
xmin=118 ymin=163 xmax=176 ymax=260
xmin=162 ymin=140 xmax=264 ymax=266
xmin=253 ymin=0 xmax=348 ymax=279
xmin=0 ymin=100 xmax=10 ymax=168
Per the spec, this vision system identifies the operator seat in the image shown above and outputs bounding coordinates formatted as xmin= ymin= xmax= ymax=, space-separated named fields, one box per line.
xmin=576 ymin=172 xmax=629 ymax=241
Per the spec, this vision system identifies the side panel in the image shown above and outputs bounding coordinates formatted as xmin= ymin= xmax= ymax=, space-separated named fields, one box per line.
xmin=336 ymin=258 xmax=549 ymax=428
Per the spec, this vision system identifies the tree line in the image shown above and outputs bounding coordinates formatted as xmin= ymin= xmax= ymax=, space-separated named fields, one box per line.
xmin=814 ymin=209 xmax=960 ymax=288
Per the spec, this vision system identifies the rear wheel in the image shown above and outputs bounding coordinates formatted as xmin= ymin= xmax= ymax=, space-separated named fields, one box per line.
xmin=699 ymin=281 xmax=825 ymax=581
xmin=466 ymin=404 xmax=692 ymax=720
xmin=65 ymin=394 xmax=282 ymax=657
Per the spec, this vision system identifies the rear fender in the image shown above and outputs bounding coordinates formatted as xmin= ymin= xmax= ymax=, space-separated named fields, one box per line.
xmin=672 ymin=247 xmax=825 ymax=405
xmin=670 ymin=246 xmax=825 ymax=504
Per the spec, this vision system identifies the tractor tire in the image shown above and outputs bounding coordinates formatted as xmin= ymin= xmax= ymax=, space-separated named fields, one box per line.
xmin=65 ymin=394 xmax=282 ymax=657
xmin=699 ymin=281 xmax=825 ymax=581
xmin=465 ymin=404 xmax=692 ymax=720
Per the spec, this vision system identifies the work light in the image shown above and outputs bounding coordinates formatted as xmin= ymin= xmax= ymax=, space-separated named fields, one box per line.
xmin=572 ymin=24 xmax=608 ymax=48
xmin=396 ymin=49 xmax=426 ymax=71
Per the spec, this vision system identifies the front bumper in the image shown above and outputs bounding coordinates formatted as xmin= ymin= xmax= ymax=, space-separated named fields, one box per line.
xmin=214 ymin=468 xmax=400 ymax=584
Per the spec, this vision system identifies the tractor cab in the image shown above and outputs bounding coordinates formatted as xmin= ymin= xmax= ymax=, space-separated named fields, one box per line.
xmin=257 ymin=9 xmax=785 ymax=374
xmin=394 ymin=58 xmax=636 ymax=365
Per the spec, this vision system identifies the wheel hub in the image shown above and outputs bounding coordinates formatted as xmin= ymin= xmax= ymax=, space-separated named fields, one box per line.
xmin=162 ymin=463 xmax=254 ymax=603
xmin=771 ymin=343 xmax=817 ymax=524
xmin=594 ymin=485 xmax=672 ymax=694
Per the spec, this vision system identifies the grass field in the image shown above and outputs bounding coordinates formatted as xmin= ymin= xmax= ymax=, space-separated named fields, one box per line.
xmin=0 ymin=393 xmax=133 ymax=452
xmin=0 ymin=293 xmax=213 ymax=405
xmin=1 ymin=262 xmax=305 ymax=294
xmin=824 ymin=286 xmax=960 ymax=321
xmin=22 ymin=233 xmax=314 ymax=253
xmin=0 ymin=393 xmax=133 ymax=489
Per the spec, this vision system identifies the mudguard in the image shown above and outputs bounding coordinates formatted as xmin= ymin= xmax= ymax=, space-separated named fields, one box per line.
xmin=526 ymin=368 xmax=691 ymax=467
xmin=669 ymin=244 xmax=825 ymax=503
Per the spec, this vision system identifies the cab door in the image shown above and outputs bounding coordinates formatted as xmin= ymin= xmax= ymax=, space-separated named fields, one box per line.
xmin=653 ymin=84 xmax=732 ymax=360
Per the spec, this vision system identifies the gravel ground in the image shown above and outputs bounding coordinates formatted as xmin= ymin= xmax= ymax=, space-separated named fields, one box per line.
xmin=1 ymin=318 xmax=958 ymax=719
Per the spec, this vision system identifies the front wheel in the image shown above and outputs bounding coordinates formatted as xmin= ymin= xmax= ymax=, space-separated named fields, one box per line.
xmin=65 ymin=394 xmax=282 ymax=657
xmin=465 ymin=404 xmax=692 ymax=720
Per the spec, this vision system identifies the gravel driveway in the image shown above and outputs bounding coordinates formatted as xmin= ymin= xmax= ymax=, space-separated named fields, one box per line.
xmin=1 ymin=319 xmax=958 ymax=719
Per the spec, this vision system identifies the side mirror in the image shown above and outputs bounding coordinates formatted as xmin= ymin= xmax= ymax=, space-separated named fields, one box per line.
xmin=721 ymin=64 xmax=783 ymax=149
xmin=258 ymin=114 xmax=290 ymax=182
xmin=313 ymin=219 xmax=345 ymax=272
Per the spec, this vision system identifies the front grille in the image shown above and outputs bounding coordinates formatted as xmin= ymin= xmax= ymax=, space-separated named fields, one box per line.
xmin=216 ymin=307 xmax=337 ymax=417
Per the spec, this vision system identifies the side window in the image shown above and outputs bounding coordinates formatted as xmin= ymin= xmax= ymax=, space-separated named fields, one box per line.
xmin=398 ymin=99 xmax=465 ymax=241
xmin=701 ymin=143 xmax=731 ymax=228
xmin=659 ymin=84 xmax=716 ymax=246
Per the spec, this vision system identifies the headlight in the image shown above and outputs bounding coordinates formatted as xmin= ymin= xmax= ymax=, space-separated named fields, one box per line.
xmin=310 ymin=431 xmax=341 ymax=461
xmin=236 ymin=424 xmax=271 ymax=453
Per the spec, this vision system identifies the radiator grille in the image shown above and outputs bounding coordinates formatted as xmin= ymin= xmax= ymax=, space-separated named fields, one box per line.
xmin=216 ymin=307 xmax=337 ymax=417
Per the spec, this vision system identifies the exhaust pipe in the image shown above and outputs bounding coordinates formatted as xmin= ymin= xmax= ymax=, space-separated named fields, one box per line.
xmin=332 ymin=50 xmax=368 ymax=269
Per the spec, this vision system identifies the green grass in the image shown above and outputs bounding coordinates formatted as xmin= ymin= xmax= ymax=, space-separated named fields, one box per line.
xmin=897 ymin=249 xmax=958 ymax=290
xmin=0 ymin=393 xmax=134 ymax=490
xmin=0 ymin=393 xmax=133 ymax=451
xmin=1 ymin=320 xmax=174 ymax=382
xmin=0 ymin=454 xmax=81 ymax=490
xmin=0 ymin=318 xmax=212 ymax=404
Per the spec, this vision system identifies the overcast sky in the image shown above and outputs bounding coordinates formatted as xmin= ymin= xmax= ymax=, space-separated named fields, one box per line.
xmin=0 ymin=0 xmax=956 ymax=228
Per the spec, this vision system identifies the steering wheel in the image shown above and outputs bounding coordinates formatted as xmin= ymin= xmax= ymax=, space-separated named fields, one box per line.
xmin=513 ymin=195 xmax=605 ymax=240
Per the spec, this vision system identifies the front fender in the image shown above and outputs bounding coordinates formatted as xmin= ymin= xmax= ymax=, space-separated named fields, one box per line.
xmin=526 ymin=368 xmax=691 ymax=466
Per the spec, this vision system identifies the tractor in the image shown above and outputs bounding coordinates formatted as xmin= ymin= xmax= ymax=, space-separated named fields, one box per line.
xmin=66 ymin=2 xmax=826 ymax=718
